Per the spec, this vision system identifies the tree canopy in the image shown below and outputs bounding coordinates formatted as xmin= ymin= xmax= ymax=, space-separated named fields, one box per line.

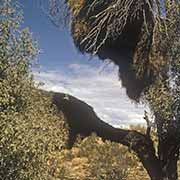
xmin=0 ymin=1 xmax=68 ymax=179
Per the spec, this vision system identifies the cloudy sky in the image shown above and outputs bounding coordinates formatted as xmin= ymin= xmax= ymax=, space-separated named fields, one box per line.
xmin=21 ymin=0 xmax=148 ymax=127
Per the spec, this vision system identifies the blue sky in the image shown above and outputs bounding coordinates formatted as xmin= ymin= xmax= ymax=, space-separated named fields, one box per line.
xmin=20 ymin=0 xmax=147 ymax=127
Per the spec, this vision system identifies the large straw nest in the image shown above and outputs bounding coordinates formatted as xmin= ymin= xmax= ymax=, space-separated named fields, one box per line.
xmin=50 ymin=0 xmax=179 ymax=101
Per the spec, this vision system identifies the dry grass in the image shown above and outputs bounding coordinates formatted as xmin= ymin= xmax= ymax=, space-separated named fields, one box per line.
xmin=127 ymin=161 xmax=180 ymax=180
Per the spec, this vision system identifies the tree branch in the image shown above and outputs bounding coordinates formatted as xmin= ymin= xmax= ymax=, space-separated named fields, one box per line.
xmin=47 ymin=90 xmax=164 ymax=180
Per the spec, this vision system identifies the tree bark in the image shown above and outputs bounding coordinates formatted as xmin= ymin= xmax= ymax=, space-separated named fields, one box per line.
xmin=96 ymin=126 xmax=180 ymax=180
xmin=94 ymin=127 xmax=164 ymax=180
xmin=158 ymin=134 xmax=180 ymax=180
xmin=155 ymin=113 xmax=180 ymax=180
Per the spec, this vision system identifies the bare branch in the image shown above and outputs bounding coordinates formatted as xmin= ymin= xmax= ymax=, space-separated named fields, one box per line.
xmin=144 ymin=110 xmax=152 ymax=137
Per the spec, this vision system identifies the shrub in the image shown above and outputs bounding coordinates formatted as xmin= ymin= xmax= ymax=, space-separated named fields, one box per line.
xmin=0 ymin=1 xmax=68 ymax=179
xmin=49 ymin=134 xmax=135 ymax=180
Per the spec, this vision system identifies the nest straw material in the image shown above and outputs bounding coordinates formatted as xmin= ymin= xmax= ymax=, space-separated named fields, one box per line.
xmin=49 ymin=0 xmax=179 ymax=101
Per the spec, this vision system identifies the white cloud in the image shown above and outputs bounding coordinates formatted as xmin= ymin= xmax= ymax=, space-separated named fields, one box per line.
xmin=33 ymin=63 xmax=147 ymax=127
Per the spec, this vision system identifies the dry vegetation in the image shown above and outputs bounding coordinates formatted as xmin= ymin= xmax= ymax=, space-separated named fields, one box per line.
xmin=50 ymin=132 xmax=180 ymax=180
xmin=46 ymin=131 xmax=180 ymax=180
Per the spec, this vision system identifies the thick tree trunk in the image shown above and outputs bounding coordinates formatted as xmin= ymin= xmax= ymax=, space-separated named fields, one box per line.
xmin=158 ymin=136 xmax=180 ymax=180
xmin=91 ymin=119 xmax=180 ymax=180
xmin=164 ymin=154 xmax=179 ymax=180
xmin=97 ymin=125 xmax=176 ymax=180
xmin=94 ymin=126 xmax=164 ymax=180
xmin=155 ymin=113 xmax=180 ymax=180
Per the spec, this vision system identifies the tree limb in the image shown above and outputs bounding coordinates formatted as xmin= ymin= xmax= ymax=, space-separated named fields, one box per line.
xmin=47 ymin=90 xmax=164 ymax=180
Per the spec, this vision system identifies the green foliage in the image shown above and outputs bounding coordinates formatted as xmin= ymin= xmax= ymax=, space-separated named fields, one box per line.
xmin=143 ymin=1 xmax=180 ymax=124
xmin=49 ymin=134 xmax=135 ymax=180
xmin=0 ymin=88 xmax=68 ymax=179
xmin=0 ymin=1 xmax=68 ymax=179
xmin=170 ymin=24 xmax=180 ymax=121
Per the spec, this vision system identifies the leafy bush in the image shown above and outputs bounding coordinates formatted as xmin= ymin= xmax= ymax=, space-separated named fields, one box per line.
xmin=0 ymin=1 xmax=68 ymax=179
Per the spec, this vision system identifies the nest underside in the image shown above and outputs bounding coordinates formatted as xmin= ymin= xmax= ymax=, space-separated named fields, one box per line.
xmin=50 ymin=0 xmax=179 ymax=101
xmin=69 ymin=0 xmax=157 ymax=100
